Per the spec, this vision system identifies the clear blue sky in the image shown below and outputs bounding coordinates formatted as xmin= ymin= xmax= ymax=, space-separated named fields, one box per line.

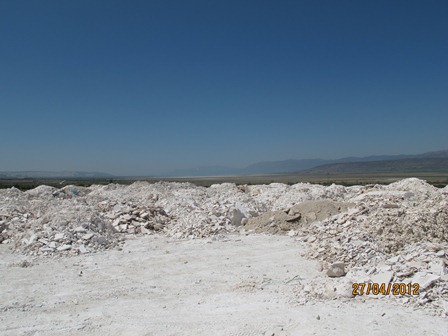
xmin=1 ymin=0 xmax=447 ymax=175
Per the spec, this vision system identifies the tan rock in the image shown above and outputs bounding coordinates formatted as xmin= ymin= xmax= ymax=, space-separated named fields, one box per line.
xmin=327 ymin=263 xmax=346 ymax=277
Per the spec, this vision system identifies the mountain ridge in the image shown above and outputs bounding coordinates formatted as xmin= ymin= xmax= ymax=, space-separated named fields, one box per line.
xmin=2 ymin=150 xmax=447 ymax=178
xmin=0 ymin=171 xmax=114 ymax=179
xmin=300 ymin=157 xmax=448 ymax=175
xmin=163 ymin=149 xmax=448 ymax=176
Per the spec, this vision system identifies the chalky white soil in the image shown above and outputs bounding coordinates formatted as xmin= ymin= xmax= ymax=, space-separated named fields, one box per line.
xmin=1 ymin=234 xmax=447 ymax=336
xmin=1 ymin=178 xmax=447 ymax=335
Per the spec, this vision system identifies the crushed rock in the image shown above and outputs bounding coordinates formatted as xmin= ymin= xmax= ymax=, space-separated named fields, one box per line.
xmin=0 ymin=177 xmax=447 ymax=316
xmin=291 ymin=178 xmax=448 ymax=316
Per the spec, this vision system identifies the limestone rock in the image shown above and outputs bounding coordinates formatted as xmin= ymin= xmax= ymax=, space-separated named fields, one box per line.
xmin=411 ymin=272 xmax=441 ymax=290
xmin=371 ymin=271 xmax=394 ymax=285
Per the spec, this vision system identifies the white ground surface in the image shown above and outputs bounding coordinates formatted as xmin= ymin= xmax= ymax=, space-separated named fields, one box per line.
xmin=1 ymin=234 xmax=447 ymax=336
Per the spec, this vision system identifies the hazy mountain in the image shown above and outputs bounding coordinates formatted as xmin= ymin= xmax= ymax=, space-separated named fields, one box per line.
xmin=162 ymin=149 xmax=448 ymax=176
xmin=239 ymin=155 xmax=425 ymax=175
xmin=416 ymin=149 xmax=448 ymax=158
xmin=2 ymin=150 xmax=447 ymax=178
xmin=300 ymin=157 xmax=448 ymax=175
xmin=334 ymin=154 xmax=415 ymax=163
xmin=0 ymin=171 xmax=114 ymax=179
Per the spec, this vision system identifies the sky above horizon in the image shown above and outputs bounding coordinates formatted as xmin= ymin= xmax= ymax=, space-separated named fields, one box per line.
xmin=1 ymin=0 xmax=447 ymax=175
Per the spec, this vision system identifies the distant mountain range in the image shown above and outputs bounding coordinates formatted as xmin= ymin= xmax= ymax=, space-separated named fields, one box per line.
xmin=0 ymin=171 xmax=114 ymax=179
xmin=301 ymin=157 xmax=448 ymax=175
xmin=1 ymin=150 xmax=448 ymax=178
xmin=163 ymin=149 xmax=448 ymax=176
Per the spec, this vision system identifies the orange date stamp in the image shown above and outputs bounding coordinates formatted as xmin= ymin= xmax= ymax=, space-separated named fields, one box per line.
xmin=352 ymin=283 xmax=420 ymax=296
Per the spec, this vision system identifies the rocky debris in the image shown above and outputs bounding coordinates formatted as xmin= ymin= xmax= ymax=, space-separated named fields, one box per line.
xmin=289 ymin=179 xmax=448 ymax=316
xmin=0 ymin=189 xmax=120 ymax=256
xmin=246 ymin=182 xmax=361 ymax=212
xmin=296 ymin=241 xmax=448 ymax=315
xmin=297 ymin=277 xmax=354 ymax=302
xmin=333 ymin=241 xmax=448 ymax=315
xmin=154 ymin=182 xmax=265 ymax=238
xmin=296 ymin=180 xmax=447 ymax=269
xmin=0 ymin=180 xmax=361 ymax=245
xmin=97 ymin=201 xmax=172 ymax=234
xmin=0 ymin=181 xmax=265 ymax=253
xmin=0 ymin=177 xmax=447 ymax=316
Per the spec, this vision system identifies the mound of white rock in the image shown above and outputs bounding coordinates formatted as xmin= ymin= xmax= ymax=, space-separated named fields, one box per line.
xmin=0 ymin=178 xmax=447 ymax=315
xmin=290 ymin=178 xmax=448 ymax=316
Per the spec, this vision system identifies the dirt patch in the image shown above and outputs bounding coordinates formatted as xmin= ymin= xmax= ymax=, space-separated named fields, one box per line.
xmin=243 ymin=200 xmax=354 ymax=234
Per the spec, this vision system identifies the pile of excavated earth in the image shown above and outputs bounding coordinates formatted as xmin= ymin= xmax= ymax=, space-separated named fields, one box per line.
xmin=1 ymin=178 xmax=447 ymax=317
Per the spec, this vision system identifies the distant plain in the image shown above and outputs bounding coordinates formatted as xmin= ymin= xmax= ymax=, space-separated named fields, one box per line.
xmin=1 ymin=171 xmax=448 ymax=191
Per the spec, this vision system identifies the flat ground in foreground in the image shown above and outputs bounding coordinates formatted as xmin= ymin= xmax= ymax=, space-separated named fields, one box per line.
xmin=1 ymin=234 xmax=446 ymax=336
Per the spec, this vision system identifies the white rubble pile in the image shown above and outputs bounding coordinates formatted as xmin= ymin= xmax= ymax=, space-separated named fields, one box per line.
xmin=296 ymin=241 xmax=448 ymax=316
xmin=0 ymin=177 xmax=447 ymax=316
xmin=291 ymin=178 xmax=448 ymax=316
xmin=0 ymin=186 xmax=120 ymax=256
xmin=246 ymin=182 xmax=360 ymax=211
xmin=97 ymin=201 xmax=172 ymax=234
xmin=156 ymin=183 xmax=266 ymax=238
xmin=1 ymin=180 xmax=356 ymax=253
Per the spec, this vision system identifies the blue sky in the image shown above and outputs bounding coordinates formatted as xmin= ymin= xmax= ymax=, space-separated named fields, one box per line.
xmin=1 ymin=0 xmax=447 ymax=175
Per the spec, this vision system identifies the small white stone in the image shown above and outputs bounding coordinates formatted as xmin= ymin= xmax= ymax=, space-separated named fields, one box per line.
xmin=435 ymin=250 xmax=445 ymax=257
xmin=386 ymin=256 xmax=400 ymax=264
xmin=57 ymin=244 xmax=72 ymax=251
xmin=411 ymin=272 xmax=440 ymax=290
xmin=308 ymin=235 xmax=316 ymax=243
xmin=78 ymin=244 xmax=89 ymax=254
xmin=371 ymin=271 xmax=394 ymax=285
xmin=82 ymin=233 xmax=94 ymax=240
xmin=121 ymin=214 xmax=132 ymax=221
xmin=54 ymin=233 xmax=64 ymax=241
xmin=141 ymin=227 xmax=151 ymax=234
